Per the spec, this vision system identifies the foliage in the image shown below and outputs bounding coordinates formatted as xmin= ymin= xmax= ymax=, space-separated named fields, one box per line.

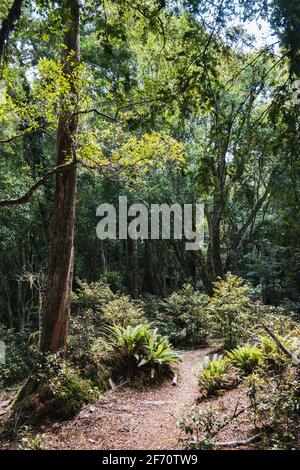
xmin=68 ymin=312 xmax=113 ymax=387
xmin=156 ymin=284 xmax=209 ymax=345
xmin=0 ymin=325 xmax=30 ymax=387
xmin=72 ymin=279 xmax=145 ymax=327
xmin=226 ymin=344 xmax=263 ymax=374
xmin=49 ymin=366 xmax=99 ymax=420
xmin=244 ymin=367 xmax=300 ymax=449
xmin=103 ymin=296 xmax=145 ymax=327
xmin=197 ymin=354 xmax=232 ymax=396
xmin=177 ymin=405 xmax=236 ymax=450
xmin=72 ymin=279 xmax=115 ymax=316
xmin=107 ymin=323 xmax=181 ymax=379
xmin=19 ymin=426 xmax=45 ymax=450
xmin=207 ymin=274 xmax=253 ymax=349
xmin=258 ymin=334 xmax=291 ymax=371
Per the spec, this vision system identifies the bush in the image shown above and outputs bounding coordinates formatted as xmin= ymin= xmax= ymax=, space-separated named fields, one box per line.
xmin=137 ymin=327 xmax=182 ymax=375
xmin=72 ymin=278 xmax=115 ymax=317
xmin=258 ymin=334 xmax=291 ymax=372
xmin=0 ymin=325 xmax=31 ymax=387
xmin=107 ymin=323 xmax=181 ymax=379
xmin=207 ymin=273 xmax=253 ymax=349
xmin=103 ymin=296 xmax=145 ymax=327
xmin=50 ymin=367 xmax=100 ymax=420
xmin=69 ymin=279 xmax=146 ymax=385
xmin=197 ymin=354 xmax=232 ymax=396
xmin=156 ymin=284 xmax=209 ymax=345
xmin=244 ymin=368 xmax=300 ymax=449
xmin=227 ymin=344 xmax=263 ymax=374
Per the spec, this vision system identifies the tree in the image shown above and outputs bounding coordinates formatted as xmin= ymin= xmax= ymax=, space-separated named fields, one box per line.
xmin=0 ymin=0 xmax=24 ymax=61
xmin=40 ymin=0 xmax=80 ymax=353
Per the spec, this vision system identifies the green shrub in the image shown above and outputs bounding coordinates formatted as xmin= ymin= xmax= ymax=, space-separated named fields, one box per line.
xmin=137 ymin=327 xmax=181 ymax=377
xmin=107 ymin=323 xmax=146 ymax=358
xmin=72 ymin=278 xmax=115 ymax=316
xmin=107 ymin=323 xmax=181 ymax=379
xmin=72 ymin=279 xmax=145 ymax=328
xmin=69 ymin=280 xmax=146 ymax=385
xmin=68 ymin=312 xmax=113 ymax=387
xmin=244 ymin=368 xmax=300 ymax=449
xmin=50 ymin=367 xmax=99 ymax=420
xmin=157 ymin=284 xmax=209 ymax=345
xmin=0 ymin=325 xmax=30 ymax=386
xmin=227 ymin=344 xmax=263 ymax=373
xmin=197 ymin=354 xmax=232 ymax=396
xmin=207 ymin=273 xmax=252 ymax=349
xmin=258 ymin=334 xmax=291 ymax=371
xmin=103 ymin=296 xmax=145 ymax=327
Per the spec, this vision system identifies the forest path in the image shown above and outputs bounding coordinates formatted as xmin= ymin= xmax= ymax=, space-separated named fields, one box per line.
xmin=44 ymin=347 xmax=213 ymax=450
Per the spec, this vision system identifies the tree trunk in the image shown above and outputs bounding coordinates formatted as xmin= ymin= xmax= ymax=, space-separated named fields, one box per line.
xmin=0 ymin=0 xmax=24 ymax=61
xmin=205 ymin=202 xmax=223 ymax=286
xmin=128 ymin=238 xmax=140 ymax=299
xmin=40 ymin=0 xmax=80 ymax=354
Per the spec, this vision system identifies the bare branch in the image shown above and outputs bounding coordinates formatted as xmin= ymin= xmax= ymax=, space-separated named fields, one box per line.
xmin=215 ymin=433 xmax=261 ymax=448
xmin=0 ymin=128 xmax=55 ymax=145
xmin=74 ymin=108 xmax=118 ymax=122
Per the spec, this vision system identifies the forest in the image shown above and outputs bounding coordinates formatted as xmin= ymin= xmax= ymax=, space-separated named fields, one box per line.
xmin=0 ymin=0 xmax=300 ymax=454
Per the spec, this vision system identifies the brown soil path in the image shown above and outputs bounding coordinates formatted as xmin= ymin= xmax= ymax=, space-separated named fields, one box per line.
xmin=41 ymin=348 xmax=212 ymax=450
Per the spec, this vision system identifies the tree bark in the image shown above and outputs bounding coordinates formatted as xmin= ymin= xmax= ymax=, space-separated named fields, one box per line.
xmin=0 ymin=0 xmax=24 ymax=61
xmin=40 ymin=0 xmax=80 ymax=354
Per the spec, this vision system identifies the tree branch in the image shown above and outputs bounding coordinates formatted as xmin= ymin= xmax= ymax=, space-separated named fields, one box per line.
xmin=215 ymin=433 xmax=261 ymax=448
xmin=0 ymin=162 xmax=73 ymax=207
xmin=74 ymin=108 xmax=118 ymax=122
xmin=263 ymin=326 xmax=295 ymax=361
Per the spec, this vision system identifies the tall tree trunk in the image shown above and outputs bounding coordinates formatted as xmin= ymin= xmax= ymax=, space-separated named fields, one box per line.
xmin=0 ymin=0 xmax=24 ymax=61
xmin=40 ymin=0 xmax=80 ymax=354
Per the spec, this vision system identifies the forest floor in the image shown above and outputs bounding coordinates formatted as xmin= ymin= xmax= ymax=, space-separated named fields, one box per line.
xmin=0 ymin=347 xmax=257 ymax=450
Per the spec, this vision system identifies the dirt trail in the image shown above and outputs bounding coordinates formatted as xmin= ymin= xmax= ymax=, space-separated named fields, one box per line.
xmin=42 ymin=348 xmax=212 ymax=450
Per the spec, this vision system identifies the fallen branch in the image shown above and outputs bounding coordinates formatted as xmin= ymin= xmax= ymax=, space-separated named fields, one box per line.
xmin=215 ymin=433 xmax=261 ymax=448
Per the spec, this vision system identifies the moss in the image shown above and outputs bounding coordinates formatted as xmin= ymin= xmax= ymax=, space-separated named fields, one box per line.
xmin=50 ymin=369 xmax=100 ymax=420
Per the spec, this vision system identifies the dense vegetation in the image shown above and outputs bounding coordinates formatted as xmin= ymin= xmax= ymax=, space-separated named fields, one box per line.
xmin=0 ymin=0 xmax=300 ymax=451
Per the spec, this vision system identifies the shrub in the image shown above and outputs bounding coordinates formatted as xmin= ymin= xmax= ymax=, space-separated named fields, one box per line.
xmin=107 ymin=323 xmax=181 ymax=379
xmin=258 ymin=334 xmax=291 ymax=372
xmin=69 ymin=280 xmax=146 ymax=385
xmin=72 ymin=278 xmax=115 ymax=316
xmin=103 ymin=296 xmax=145 ymax=327
xmin=207 ymin=273 xmax=252 ymax=349
xmin=137 ymin=327 xmax=182 ymax=377
xmin=107 ymin=323 xmax=146 ymax=358
xmin=244 ymin=368 xmax=300 ymax=449
xmin=197 ymin=354 xmax=232 ymax=396
xmin=72 ymin=279 xmax=145 ymax=328
xmin=227 ymin=344 xmax=263 ymax=374
xmin=50 ymin=367 xmax=99 ymax=420
xmin=0 ymin=325 xmax=31 ymax=387
xmin=68 ymin=311 xmax=113 ymax=387
xmin=177 ymin=406 xmax=231 ymax=450
xmin=157 ymin=284 xmax=209 ymax=345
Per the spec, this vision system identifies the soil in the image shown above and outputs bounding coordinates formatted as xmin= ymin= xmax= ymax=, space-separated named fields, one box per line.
xmin=0 ymin=347 xmax=257 ymax=450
